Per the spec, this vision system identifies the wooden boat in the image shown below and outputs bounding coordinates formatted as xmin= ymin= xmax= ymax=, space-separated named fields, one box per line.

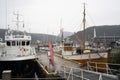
xmin=55 ymin=3 xmax=111 ymax=72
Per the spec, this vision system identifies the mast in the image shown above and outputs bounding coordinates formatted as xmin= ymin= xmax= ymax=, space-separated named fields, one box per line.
xmin=82 ymin=3 xmax=86 ymax=50
xmin=60 ymin=18 xmax=64 ymax=46
xmin=61 ymin=28 xmax=64 ymax=46
xmin=93 ymin=26 xmax=98 ymax=47
xmin=93 ymin=26 xmax=96 ymax=38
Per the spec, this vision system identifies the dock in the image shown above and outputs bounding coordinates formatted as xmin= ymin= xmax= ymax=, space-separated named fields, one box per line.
xmin=37 ymin=51 xmax=119 ymax=80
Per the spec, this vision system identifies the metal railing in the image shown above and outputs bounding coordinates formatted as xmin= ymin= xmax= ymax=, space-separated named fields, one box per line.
xmin=57 ymin=65 xmax=117 ymax=80
xmin=11 ymin=77 xmax=65 ymax=80
xmin=61 ymin=66 xmax=90 ymax=80
xmin=87 ymin=61 xmax=120 ymax=75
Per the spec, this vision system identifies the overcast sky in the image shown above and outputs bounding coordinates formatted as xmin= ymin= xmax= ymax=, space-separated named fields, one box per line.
xmin=0 ymin=0 xmax=120 ymax=35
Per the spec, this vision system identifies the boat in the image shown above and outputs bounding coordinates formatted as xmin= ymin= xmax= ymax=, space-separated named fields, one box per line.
xmin=0 ymin=13 xmax=37 ymax=78
xmin=54 ymin=3 xmax=111 ymax=72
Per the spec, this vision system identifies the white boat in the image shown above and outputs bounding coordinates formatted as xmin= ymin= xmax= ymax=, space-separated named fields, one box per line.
xmin=0 ymin=13 xmax=37 ymax=78
xmin=0 ymin=31 xmax=36 ymax=61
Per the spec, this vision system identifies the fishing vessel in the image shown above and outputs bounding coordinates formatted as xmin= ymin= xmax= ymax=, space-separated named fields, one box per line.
xmin=0 ymin=13 xmax=37 ymax=78
xmin=55 ymin=3 xmax=111 ymax=71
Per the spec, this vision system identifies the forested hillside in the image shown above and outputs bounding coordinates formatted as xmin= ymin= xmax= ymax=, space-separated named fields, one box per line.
xmin=69 ymin=25 xmax=120 ymax=41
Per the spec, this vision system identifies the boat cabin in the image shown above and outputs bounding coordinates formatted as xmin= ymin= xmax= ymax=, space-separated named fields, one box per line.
xmin=64 ymin=38 xmax=73 ymax=51
xmin=5 ymin=35 xmax=31 ymax=47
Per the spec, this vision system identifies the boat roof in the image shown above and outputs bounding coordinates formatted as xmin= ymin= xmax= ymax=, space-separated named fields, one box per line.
xmin=5 ymin=35 xmax=31 ymax=41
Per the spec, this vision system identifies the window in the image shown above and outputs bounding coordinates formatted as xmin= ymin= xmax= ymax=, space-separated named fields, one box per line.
xmin=22 ymin=41 xmax=25 ymax=46
xmin=26 ymin=41 xmax=30 ymax=46
xmin=7 ymin=41 xmax=11 ymax=46
xmin=12 ymin=41 xmax=15 ymax=46
xmin=19 ymin=41 xmax=21 ymax=46
xmin=17 ymin=41 xmax=19 ymax=46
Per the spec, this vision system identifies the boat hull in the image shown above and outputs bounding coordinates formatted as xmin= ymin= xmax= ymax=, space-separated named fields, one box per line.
xmin=74 ymin=58 xmax=109 ymax=72
xmin=0 ymin=59 xmax=37 ymax=78
xmin=59 ymin=51 xmax=110 ymax=72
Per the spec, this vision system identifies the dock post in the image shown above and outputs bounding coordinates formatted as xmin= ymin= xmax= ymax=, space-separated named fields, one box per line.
xmin=117 ymin=74 xmax=120 ymax=80
xmin=2 ymin=70 xmax=11 ymax=80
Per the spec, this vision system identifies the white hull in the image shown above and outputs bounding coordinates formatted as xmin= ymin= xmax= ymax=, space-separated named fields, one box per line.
xmin=0 ymin=46 xmax=36 ymax=61
xmin=0 ymin=55 xmax=36 ymax=61
xmin=63 ymin=52 xmax=108 ymax=60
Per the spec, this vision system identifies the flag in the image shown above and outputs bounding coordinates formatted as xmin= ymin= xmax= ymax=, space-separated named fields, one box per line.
xmin=48 ymin=40 xmax=54 ymax=66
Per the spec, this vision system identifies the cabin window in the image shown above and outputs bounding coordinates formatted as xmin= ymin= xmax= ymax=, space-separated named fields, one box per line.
xmin=26 ymin=41 xmax=30 ymax=46
xmin=17 ymin=41 xmax=19 ymax=46
xmin=19 ymin=41 xmax=21 ymax=46
xmin=17 ymin=41 xmax=21 ymax=46
xmin=22 ymin=41 xmax=25 ymax=46
xmin=7 ymin=41 xmax=11 ymax=46
xmin=12 ymin=41 xmax=15 ymax=46
xmin=64 ymin=44 xmax=72 ymax=46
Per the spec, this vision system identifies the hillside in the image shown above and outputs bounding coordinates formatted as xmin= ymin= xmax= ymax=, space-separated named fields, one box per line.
xmin=57 ymin=31 xmax=73 ymax=38
xmin=69 ymin=25 xmax=120 ymax=42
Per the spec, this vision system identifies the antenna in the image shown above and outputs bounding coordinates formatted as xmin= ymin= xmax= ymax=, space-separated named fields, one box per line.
xmin=5 ymin=0 xmax=7 ymax=29
xmin=13 ymin=11 xmax=23 ymax=31
xmin=60 ymin=18 xmax=62 ymax=29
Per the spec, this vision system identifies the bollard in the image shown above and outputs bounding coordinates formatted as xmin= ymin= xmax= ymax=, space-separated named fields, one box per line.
xmin=117 ymin=74 xmax=120 ymax=80
xmin=2 ymin=70 xmax=11 ymax=80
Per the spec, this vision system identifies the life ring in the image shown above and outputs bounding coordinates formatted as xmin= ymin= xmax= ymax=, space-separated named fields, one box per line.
xmin=20 ymin=47 xmax=25 ymax=52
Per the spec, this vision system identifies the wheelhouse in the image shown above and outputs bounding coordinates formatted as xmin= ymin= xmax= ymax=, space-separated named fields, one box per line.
xmin=5 ymin=35 xmax=31 ymax=47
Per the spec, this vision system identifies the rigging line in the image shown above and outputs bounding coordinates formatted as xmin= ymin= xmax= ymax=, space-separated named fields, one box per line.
xmin=73 ymin=20 xmax=83 ymax=33
xmin=86 ymin=9 xmax=96 ymax=26
xmin=73 ymin=3 xmax=86 ymax=33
